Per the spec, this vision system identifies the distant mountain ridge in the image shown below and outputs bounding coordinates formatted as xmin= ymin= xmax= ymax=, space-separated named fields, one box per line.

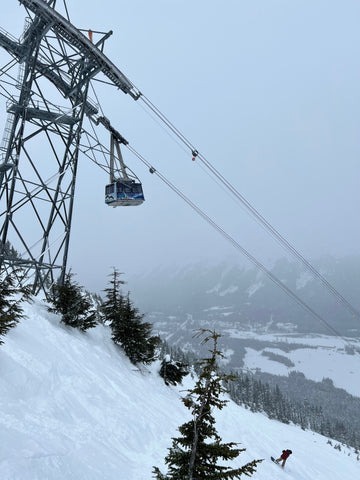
xmin=130 ymin=255 xmax=360 ymax=337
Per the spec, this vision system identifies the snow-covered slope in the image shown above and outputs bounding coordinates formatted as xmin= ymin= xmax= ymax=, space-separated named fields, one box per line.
xmin=0 ymin=299 xmax=358 ymax=480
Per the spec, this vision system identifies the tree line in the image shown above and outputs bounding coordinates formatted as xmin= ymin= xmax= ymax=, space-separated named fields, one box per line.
xmin=1 ymin=268 xmax=160 ymax=364
xmin=228 ymin=370 xmax=360 ymax=451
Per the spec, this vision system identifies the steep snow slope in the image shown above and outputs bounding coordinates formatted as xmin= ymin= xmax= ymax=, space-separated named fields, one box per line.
xmin=0 ymin=299 xmax=358 ymax=480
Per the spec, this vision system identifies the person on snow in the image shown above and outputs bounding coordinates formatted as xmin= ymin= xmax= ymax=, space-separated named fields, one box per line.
xmin=276 ymin=449 xmax=292 ymax=467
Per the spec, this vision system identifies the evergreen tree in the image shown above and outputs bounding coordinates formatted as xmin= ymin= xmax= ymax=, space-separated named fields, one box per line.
xmin=101 ymin=268 xmax=125 ymax=326
xmin=2 ymin=241 xmax=21 ymax=260
xmin=119 ymin=292 xmax=160 ymax=364
xmin=0 ymin=270 xmax=32 ymax=345
xmin=102 ymin=269 xmax=160 ymax=365
xmin=159 ymin=354 xmax=189 ymax=386
xmin=153 ymin=330 xmax=262 ymax=480
xmin=47 ymin=272 xmax=97 ymax=331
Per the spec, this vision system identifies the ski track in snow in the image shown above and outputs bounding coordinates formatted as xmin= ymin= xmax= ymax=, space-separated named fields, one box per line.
xmin=0 ymin=299 xmax=358 ymax=479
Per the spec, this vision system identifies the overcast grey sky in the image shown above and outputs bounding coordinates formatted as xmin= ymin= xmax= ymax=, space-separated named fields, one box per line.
xmin=1 ymin=0 xmax=360 ymax=293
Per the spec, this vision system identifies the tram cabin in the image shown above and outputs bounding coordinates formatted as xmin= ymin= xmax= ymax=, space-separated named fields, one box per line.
xmin=105 ymin=180 xmax=145 ymax=207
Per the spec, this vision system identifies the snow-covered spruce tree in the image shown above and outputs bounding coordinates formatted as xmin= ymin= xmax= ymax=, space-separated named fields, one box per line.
xmin=47 ymin=272 xmax=97 ymax=331
xmin=153 ymin=330 xmax=262 ymax=480
xmin=120 ymin=292 xmax=160 ymax=364
xmin=102 ymin=269 xmax=160 ymax=364
xmin=101 ymin=268 xmax=126 ymax=326
xmin=159 ymin=354 xmax=189 ymax=386
xmin=2 ymin=240 xmax=21 ymax=259
xmin=0 ymin=270 xmax=32 ymax=345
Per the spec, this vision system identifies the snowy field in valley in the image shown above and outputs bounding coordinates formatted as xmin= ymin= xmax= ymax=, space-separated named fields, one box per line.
xmin=226 ymin=330 xmax=360 ymax=397
xmin=0 ymin=299 xmax=359 ymax=479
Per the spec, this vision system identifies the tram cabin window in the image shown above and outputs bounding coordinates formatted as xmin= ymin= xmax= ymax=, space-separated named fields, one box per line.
xmin=105 ymin=184 xmax=114 ymax=195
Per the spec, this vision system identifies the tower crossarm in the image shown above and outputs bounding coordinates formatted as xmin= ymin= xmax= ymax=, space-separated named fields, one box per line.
xmin=0 ymin=28 xmax=25 ymax=59
xmin=0 ymin=28 xmax=99 ymax=116
xmin=18 ymin=0 xmax=141 ymax=100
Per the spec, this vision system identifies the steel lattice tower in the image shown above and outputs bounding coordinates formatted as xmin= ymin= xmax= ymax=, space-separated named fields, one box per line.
xmin=0 ymin=0 xmax=140 ymax=293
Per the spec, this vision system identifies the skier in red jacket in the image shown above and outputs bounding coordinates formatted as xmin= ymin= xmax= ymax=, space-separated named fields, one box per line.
xmin=276 ymin=449 xmax=292 ymax=467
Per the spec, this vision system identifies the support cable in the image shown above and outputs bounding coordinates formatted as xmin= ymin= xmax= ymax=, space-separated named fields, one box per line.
xmin=126 ymin=143 xmax=356 ymax=344
xmin=197 ymin=152 xmax=360 ymax=319
xmin=137 ymin=93 xmax=360 ymax=322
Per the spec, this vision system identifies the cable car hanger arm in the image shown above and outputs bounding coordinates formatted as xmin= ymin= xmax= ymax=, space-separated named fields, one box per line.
xmin=90 ymin=115 xmax=128 ymax=145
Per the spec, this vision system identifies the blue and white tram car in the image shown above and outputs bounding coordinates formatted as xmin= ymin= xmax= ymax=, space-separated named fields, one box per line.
xmin=105 ymin=179 xmax=145 ymax=207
